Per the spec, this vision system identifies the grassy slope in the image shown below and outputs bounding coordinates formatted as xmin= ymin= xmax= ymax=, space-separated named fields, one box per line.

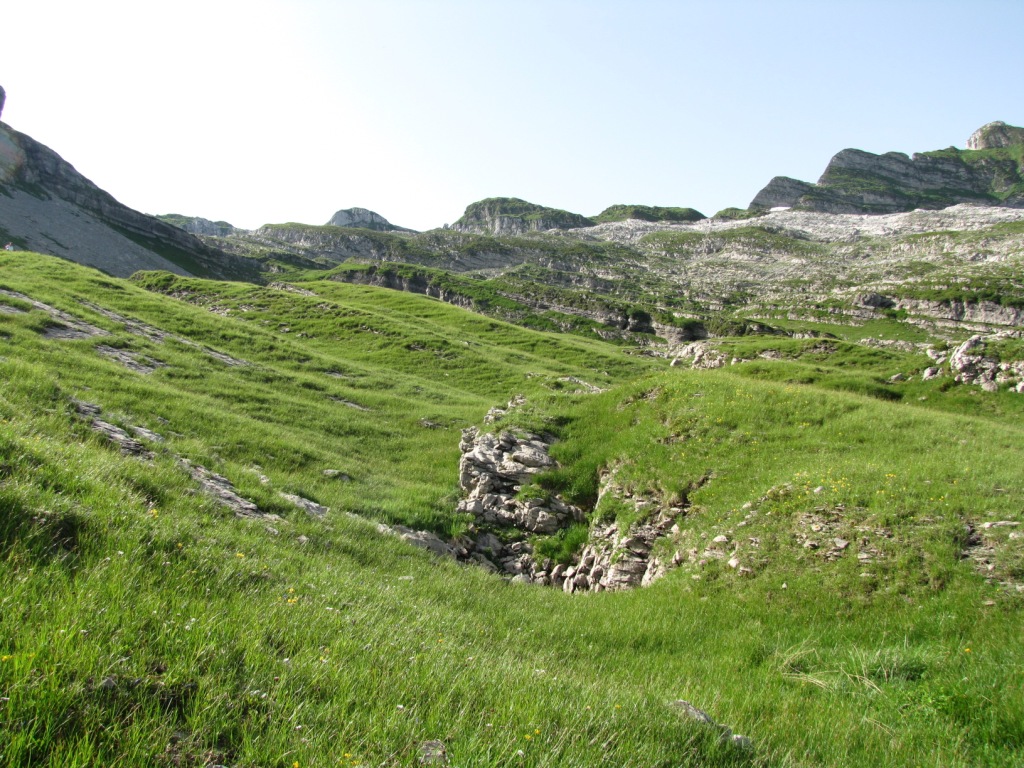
xmin=0 ymin=253 xmax=1022 ymax=766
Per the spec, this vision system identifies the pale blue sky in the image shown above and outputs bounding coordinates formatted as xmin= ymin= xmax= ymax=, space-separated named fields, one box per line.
xmin=3 ymin=0 xmax=1022 ymax=231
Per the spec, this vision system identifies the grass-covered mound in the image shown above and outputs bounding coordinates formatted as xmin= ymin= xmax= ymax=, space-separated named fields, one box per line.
xmin=0 ymin=252 xmax=1022 ymax=766
xmin=591 ymin=205 xmax=706 ymax=224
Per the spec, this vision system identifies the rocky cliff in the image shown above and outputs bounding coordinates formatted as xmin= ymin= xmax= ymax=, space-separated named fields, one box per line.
xmin=325 ymin=207 xmax=415 ymax=233
xmin=157 ymin=214 xmax=240 ymax=237
xmin=452 ymin=197 xmax=595 ymax=235
xmin=748 ymin=122 xmax=1024 ymax=214
xmin=967 ymin=121 xmax=1024 ymax=150
xmin=0 ymin=120 xmax=259 ymax=280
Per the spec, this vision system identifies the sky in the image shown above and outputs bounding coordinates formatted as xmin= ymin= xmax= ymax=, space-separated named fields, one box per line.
xmin=3 ymin=0 xmax=1023 ymax=232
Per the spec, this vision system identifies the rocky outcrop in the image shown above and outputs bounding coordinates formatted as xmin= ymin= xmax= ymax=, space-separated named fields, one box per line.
xmin=452 ymin=197 xmax=594 ymax=236
xmin=967 ymin=121 xmax=1024 ymax=150
xmin=446 ymin=416 xmax=688 ymax=591
xmin=326 ymin=207 xmax=415 ymax=233
xmin=157 ymin=214 xmax=239 ymax=237
xmin=0 ymin=85 xmax=5 ymax=120
xmin=0 ymin=122 xmax=260 ymax=280
xmin=330 ymin=266 xmax=476 ymax=311
xmin=456 ymin=426 xmax=582 ymax=535
xmin=749 ymin=176 xmax=816 ymax=210
xmin=947 ymin=333 xmax=1024 ymax=392
xmin=746 ymin=123 xmax=1024 ymax=215
xmin=894 ymin=299 xmax=1024 ymax=329
xmin=670 ymin=341 xmax=726 ymax=369
xmin=558 ymin=517 xmax=676 ymax=593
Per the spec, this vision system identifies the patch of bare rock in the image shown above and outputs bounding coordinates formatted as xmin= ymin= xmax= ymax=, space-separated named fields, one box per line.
xmin=179 ymin=460 xmax=268 ymax=520
xmin=379 ymin=406 xmax=690 ymax=592
xmin=72 ymin=399 xmax=154 ymax=458
xmin=95 ymin=344 xmax=166 ymax=374
xmin=0 ymin=289 xmax=108 ymax=339
xmin=962 ymin=520 xmax=1024 ymax=594
xmin=671 ymin=699 xmax=753 ymax=749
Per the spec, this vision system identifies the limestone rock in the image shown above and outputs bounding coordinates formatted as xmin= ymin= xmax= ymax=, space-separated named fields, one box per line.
xmin=378 ymin=524 xmax=455 ymax=559
xmin=326 ymin=207 xmax=415 ymax=233
xmin=948 ymin=333 xmax=1024 ymax=391
xmin=750 ymin=176 xmax=816 ymax=210
xmin=0 ymin=123 xmax=260 ymax=279
xmin=746 ymin=124 xmax=1024 ymax=215
xmin=455 ymin=427 xmax=581 ymax=534
xmin=452 ymin=197 xmax=594 ymax=236
xmin=280 ymin=493 xmax=329 ymax=518
xmin=180 ymin=461 xmax=264 ymax=519
xmin=670 ymin=700 xmax=753 ymax=750
xmin=967 ymin=121 xmax=1024 ymax=150
xmin=418 ymin=739 xmax=448 ymax=766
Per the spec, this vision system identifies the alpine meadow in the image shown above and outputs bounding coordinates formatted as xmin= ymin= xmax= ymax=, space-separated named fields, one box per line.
xmin=1 ymin=81 xmax=1024 ymax=766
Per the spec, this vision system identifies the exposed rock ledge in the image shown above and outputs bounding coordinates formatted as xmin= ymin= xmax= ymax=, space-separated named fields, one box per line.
xmin=379 ymin=400 xmax=687 ymax=592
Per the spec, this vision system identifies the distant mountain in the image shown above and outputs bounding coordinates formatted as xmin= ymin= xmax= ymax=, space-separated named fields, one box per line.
xmin=451 ymin=197 xmax=595 ymax=236
xmin=592 ymin=204 xmax=705 ymax=224
xmin=750 ymin=121 xmax=1024 ymax=214
xmin=326 ymin=207 xmax=416 ymax=233
xmin=157 ymin=214 xmax=241 ymax=238
xmin=0 ymin=95 xmax=258 ymax=280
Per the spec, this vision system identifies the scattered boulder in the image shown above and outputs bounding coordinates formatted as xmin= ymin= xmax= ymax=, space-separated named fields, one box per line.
xmin=418 ymin=739 xmax=448 ymax=766
xmin=671 ymin=341 xmax=726 ymax=370
xmin=962 ymin=520 xmax=1024 ymax=593
xmin=73 ymin=400 xmax=153 ymax=458
xmin=322 ymin=469 xmax=352 ymax=481
xmin=670 ymin=700 xmax=753 ymax=749
xmin=180 ymin=460 xmax=266 ymax=519
xmin=946 ymin=333 xmax=1024 ymax=392
xmin=483 ymin=393 xmax=525 ymax=424
xmin=280 ymin=493 xmax=329 ymax=518
xmin=378 ymin=524 xmax=455 ymax=559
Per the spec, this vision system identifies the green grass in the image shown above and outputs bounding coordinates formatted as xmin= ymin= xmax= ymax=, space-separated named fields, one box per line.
xmin=591 ymin=205 xmax=706 ymax=224
xmin=0 ymin=252 xmax=1023 ymax=766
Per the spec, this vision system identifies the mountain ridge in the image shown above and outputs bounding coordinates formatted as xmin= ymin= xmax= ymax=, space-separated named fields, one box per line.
xmin=750 ymin=121 xmax=1024 ymax=214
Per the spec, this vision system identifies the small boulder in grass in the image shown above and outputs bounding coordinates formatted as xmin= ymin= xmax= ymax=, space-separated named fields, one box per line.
xmin=670 ymin=699 xmax=754 ymax=749
xmin=418 ymin=739 xmax=448 ymax=765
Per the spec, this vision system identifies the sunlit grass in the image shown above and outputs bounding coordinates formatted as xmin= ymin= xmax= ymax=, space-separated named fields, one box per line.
xmin=0 ymin=253 xmax=1021 ymax=766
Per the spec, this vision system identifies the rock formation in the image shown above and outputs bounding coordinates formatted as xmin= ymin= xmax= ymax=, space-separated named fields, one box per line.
xmin=748 ymin=122 xmax=1024 ymax=214
xmin=946 ymin=333 xmax=1024 ymax=392
xmin=0 ymin=121 xmax=260 ymax=279
xmin=158 ymin=214 xmax=239 ymax=237
xmin=0 ymin=85 xmax=5 ymax=120
xmin=967 ymin=121 xmax=1024 ymax=150
xmin=326 ymin=207 xmax=415 ymax=233
xmin=452 ymin=197 xmax=595 ymax=236
xmin=748 ymin=176 xmax=816 ymax=210
xmin=456 ymin=426 xmax=581 ymax=535
xmin=438 ymin=410 xmax=687 ymax=592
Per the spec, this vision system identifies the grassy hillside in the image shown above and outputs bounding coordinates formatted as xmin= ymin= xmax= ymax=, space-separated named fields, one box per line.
xmin=0 ymin=252 xmax=1022 ymax=766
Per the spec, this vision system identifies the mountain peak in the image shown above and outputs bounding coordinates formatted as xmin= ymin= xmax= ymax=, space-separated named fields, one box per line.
xmin=452 ymin=197 xmax=595 ymax=236
xmin=325 ymin=207 xmax=415 ymax=233
xmin=966 ymin=121 xmax=1024 ymax=150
